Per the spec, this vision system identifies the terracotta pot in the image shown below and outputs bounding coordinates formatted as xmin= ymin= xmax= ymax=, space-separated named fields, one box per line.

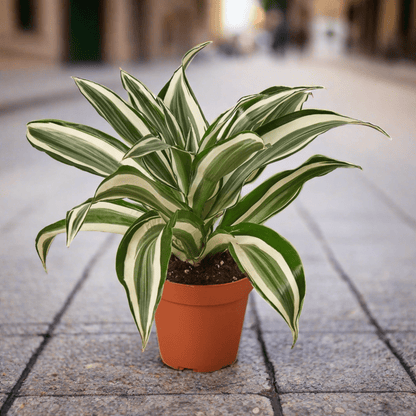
xmin=155 ymin=277 xmax=253 ymax=372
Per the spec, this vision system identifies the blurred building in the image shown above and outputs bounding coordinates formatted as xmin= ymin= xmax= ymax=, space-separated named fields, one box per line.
xmin=0 ymin=0 xmax=220 ymax=64
xmin=286 ymin=0 xmax=416 ymax=60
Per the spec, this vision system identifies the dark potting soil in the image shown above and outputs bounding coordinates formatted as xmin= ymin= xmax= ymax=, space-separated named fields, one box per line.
xmin=167 ymin=250 xmax=247 ymax=285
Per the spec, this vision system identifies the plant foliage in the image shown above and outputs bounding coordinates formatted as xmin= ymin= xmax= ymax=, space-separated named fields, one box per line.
xmin=27 ymin=42 xmax=389 ymax=349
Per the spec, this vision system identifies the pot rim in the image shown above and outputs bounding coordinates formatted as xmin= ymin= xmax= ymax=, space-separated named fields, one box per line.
xmin=162 ymin=277 xmax=253 ymax=306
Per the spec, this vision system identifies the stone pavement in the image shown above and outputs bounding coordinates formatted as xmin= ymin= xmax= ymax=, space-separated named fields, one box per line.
xmin=1 ymin=51 xmax=416 ymax=415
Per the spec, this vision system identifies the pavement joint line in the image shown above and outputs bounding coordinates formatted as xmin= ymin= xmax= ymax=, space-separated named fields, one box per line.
xmin=250 ymin=295 xmax=284 ymax=416
xmin=0 ymin=234 xmax=116 ymax=416
xmin=9 ymin=393 xmax=278 ymax=400
xmin=295 ymin=202 xmax=416 ymax=389
xmin=280 ymin=391 xmax=416 ymax=395
xmin=361 ymin=175 xmax=416 ymax=231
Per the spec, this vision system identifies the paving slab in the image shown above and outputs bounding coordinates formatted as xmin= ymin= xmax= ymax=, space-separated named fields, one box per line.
xmin=0 ymin=232 xmax=108 ymax=328
xmin=0 ymin=393 xmax=7 ymax=407
xmin=20 ymin=328 xmax=269 ymax=396
xmin=295 ymin=175 xmax=416 ymax=334
xmin=0 ymin=336 xmax=43 ymax=393
xmin=263 ymin=332 xmax=415 ymax=393
xmin=387 ymin=332 xmax=416 ymax=376
xmin=280 ymin=392 xmax=416 ymax=415
xmin=253 ymin=267 xmax=373 ymax=334
xmin=9 ymin=394 xmax=273 ymax=416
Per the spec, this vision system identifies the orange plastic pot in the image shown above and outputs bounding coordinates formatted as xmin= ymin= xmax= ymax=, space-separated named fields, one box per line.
xmin=155 ymin=277 xmax=253 ymax=372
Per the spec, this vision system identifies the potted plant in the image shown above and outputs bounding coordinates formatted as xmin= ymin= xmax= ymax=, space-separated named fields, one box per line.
xmin=27 ymin=41 xmax=388 ymax=372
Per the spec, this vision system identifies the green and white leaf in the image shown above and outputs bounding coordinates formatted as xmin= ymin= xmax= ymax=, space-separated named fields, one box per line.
xmin=226 ymin=223 xmax=305 ymax=345
xmin=93 ymin=165 xmax=187 ymax=219
xmin=219 ymin=86 xmax=323 ymax=141
xmin=208 ymin=109 xmax=389 ymax=218
xmin=73 ymin=77 xmax=153 ymax=145
xmin=172 ymin=210 xmax=206 ymax=261
xmin=158 ymin=42 xmax=210 ymax=145
xmin=122 ymin=135 xmax=171 ymax=159
xmin=170 ymin=146 xmax=194 ymax=194
xmin=116 ymin=211 xmax=175 ymax=350
xmin=221 ymin=155 xmax=361 ymax=227
xmin=256 ymin=109 xmax=390 ymax=164
xmin=120 ymin=70 xmax=186 ymax=148
xmin=26 ymin=120 xmax=145 ymax=177
xmin=188 ymin=131 xmax=264 ymax=215
xmin=36 ymin=200 xmax=145 ymax=271
xmin=198 ymin=86 xmax=321 ymax=152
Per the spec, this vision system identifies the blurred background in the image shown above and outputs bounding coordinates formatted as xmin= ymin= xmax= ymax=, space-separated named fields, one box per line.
xmin=0 ymin=0 xmax=415 ymax=67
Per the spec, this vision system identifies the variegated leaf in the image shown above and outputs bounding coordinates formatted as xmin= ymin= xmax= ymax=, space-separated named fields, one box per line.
xmin=26 ymin=120 xmax=144 ymax=177
xmin=73 ymin=77 xmax=153 ymax=145
xmin=227 ymin=223 xmax=305 ymax=345
xmin=221 ymin=155 xmax=361 ymax=227
xmin=256 ymin=109 xmax=390 ymax=164
xmin=172 ymin=210 xmax=206 ymax=261
xmin=200 ymin=228 xmax=234 ymax=259
xmin=221 ymin=86 xmax=323 ymax=141
xmin=93 ymin=165 xmax=187 ymax=219
xmin=198 ymin=94 xmax=258 ymax=152
xmin=122 ymin=135 xmax=171 ymax=159
xmin=158 ymin=42 xmax=210 ymax=145
xmin=170 ymin=146 xmax=194 ymax=195
xmin=120 ymin=70 xmax=186 ymax=148
xmin=187 ymin=132 xmax=264 ymax=215
xmin=139 ymin=150 xmax=178 ymax=189
xmin=36 ymin=200 xmax=145 ymax=271
xmin=116 ymin=211 xmax=175 ymax=350
xmin=65 ymin=164 xmax=185 ymax=247
xmin=208 ymin=110 xmax=389 ymax=218
xmin=198 ymin=86 xmax=321 ymax=152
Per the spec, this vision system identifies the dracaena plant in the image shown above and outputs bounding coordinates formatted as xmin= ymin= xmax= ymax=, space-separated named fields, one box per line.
xmin=27 ymin=42 xmax=388 ymax=350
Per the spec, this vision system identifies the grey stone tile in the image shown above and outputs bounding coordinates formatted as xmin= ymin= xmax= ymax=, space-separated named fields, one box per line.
xmin=56 ymin=245 xmax=142 ymax=331
xmin=0 ymin=393 xmax=7 ymax=407
xmin=0 ymin=336 xmax=43 ymax=393
xmin=0 ymin=324 xmax=48 ymax=336
xmin=56 ymin=322 xmax=138 ymax=335
xmin=0 ymin=232 xmax=108 ymax=326
xmin=387 ymin=332 xmax=416 ymax=376
xmin=10 ymin=394 xmax=273 ymax=416
xmin=281 ymin=392 xmax=416 ymax=416
xmin=263 ymin=332 xmax=415 ymax=393
xmin=253 ymin=267 xmax=374 ymax=334
xmin=326 ymin=249 xmax=416 ymax=332
xmin=20 ymin=329 xmax=269 ymax=395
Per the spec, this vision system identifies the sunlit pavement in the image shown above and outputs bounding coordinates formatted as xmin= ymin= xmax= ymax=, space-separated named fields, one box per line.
xmin=1 ymin=51 xmax=416 ymax=415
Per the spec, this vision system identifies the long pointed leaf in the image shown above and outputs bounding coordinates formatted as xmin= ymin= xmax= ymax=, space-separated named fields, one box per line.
xmin=36 ymin=200 xmax=145 ymax=271
xmin=116 ymin=211 xmax=174 ymax=350
xmin=73 ymin=77 xmax=153 ymax=145
xmin=172 ymin=210 xmax=206 ymax=261
xmin=93 ymin=165 xmax=187 ymax=218
xmin=158 ymin=42 xmax=210 ymax=145
xmin=208 ymin=110 xmax=389 ymax=218
xmin=221 ymin=155 xmax=361 ymax=227
xmin=121 ymin=70 xmax=186 ymax=148
xmin=122 ymin=135 xmax=171 ymax=159
xmin=27 ymin=120 xmax=144 ymax=177
xmin=256 ymin=109 xmax=390 ymax=163
xmin=226 ymin=223 xmax=305 ymax=345
xmin=198 ymin=86 xmax=322 ymax=152
xmin=187 ymin=132 xmax=264 ymax=215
